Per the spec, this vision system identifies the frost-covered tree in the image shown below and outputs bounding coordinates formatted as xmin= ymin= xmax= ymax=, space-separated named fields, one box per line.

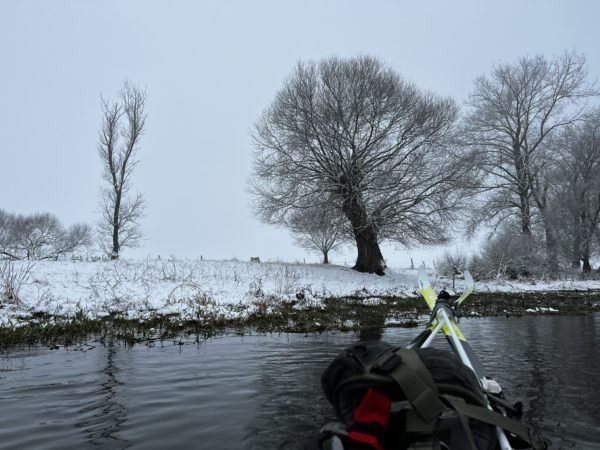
xmin=97 ymin=81 xmax=146 ymax=260
xmin=250 ymin=56 xmax=475 ymax=275
xmin=554 ymin=109 xmax=600 ymax=272
xmin=463 ymin=52 xmax=597 ymax=274
xmin=0 ymin=210 xmax=91 ymax=260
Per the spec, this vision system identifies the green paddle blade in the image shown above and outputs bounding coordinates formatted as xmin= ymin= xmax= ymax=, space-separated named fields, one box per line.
xmin=417 ymin=266 xmax=437 ymax=310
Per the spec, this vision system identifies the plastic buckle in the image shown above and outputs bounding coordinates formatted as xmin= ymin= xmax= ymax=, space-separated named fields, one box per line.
xmin=481 ymin=377 xmax=502 ymax=395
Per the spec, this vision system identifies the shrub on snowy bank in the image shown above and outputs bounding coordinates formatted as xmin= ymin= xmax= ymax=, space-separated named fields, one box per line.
xmin=0 ymin=260 xmax=33 ymax=305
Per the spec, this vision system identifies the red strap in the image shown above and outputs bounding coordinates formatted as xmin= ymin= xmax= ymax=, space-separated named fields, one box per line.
xmin=348 ymin=389 xmax=391 ymax=450
xmin=347 ymin=431 xmax=385 ymax=450
xmin=352 ymin=388 xmax=391 ymax=428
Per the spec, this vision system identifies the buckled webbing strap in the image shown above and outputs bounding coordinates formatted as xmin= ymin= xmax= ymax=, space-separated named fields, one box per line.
xmin=447 ymin=402 xmax=478 ymax=450
xmin=441 ymin=395 xmax=547 ymax=450
xmin=383 ymin=349 xmax=445 ymax=424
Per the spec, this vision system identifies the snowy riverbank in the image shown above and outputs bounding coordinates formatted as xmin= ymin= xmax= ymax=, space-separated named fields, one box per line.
xmin=2 ymin=258 xmax=600 ymax=330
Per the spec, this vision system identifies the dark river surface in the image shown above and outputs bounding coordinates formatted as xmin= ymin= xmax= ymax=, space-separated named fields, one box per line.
xmin=1 ymin=314 xmax=599 ymax=449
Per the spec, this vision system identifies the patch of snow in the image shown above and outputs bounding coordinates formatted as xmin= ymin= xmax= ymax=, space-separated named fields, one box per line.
xmin=525 ymin=307 xmax=560 ymax=313
xmin=362 ymin=298 xmax=384 ymax=305
xmin=384 ymin=318 xmax=404 ymax=326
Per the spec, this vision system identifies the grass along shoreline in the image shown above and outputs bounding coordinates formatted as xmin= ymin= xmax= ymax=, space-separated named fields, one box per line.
xmin=2 ymin=290 xmax=599 ymax=349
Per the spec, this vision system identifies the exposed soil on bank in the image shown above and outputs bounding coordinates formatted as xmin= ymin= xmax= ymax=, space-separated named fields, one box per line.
xmin=2 ymin=290 xmax=599 ymax=350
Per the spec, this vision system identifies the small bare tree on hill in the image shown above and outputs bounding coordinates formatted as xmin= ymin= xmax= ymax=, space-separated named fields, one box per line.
xmin=97 ymin=81 xmax=147 ymax=260
xmin=434 ymin=249 xmax=467 ymax=288
xmin=288 ymin=203 xmax=347 ymax=264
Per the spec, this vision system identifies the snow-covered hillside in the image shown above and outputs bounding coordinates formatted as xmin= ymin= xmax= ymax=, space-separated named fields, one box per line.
xmin=2 ymin=258 xmax=600 ymax=327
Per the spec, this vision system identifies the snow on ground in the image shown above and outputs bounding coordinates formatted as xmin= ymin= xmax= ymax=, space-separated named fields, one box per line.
xmin=1 ymin=258 xmax=600 ymax=327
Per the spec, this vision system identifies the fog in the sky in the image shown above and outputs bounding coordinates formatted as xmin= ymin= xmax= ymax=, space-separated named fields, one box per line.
xmin=1 ymin=1 xmax=598 ymax=268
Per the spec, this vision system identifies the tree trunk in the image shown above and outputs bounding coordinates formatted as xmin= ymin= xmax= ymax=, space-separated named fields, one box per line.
xmin=518 ymin=197 xmax=535 ymax=275
xmin=342 ymin=193 xmax=386 ymax=275
xmin=322 ymin=250 xmax=329 ymax=264
xmin=353 ymin=225 xmax=385 ymax=275
xmin=544 ymin=223 xmax=559 ymax=277
xmin=111 ymin=191 xmax=121 ymax=260
xmin=582 ymin=241 xmax=592 ymax=272
xmin=571 ymin=231 xmax=581 ymax=269
xmin=580 ymin=206 xmax=595 ymax=272
xmin=519 ymin=195 xmax=533 ymax=236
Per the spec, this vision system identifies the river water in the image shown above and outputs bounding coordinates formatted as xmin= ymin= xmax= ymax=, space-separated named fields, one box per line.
xmin=1 ymin=314 xmax=599 ymax=449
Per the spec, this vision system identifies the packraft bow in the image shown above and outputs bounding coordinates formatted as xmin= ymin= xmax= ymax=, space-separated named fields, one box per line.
xmin=311 ymin=269 xmax=546 ymax=450
xmin=408 ymin=268 xmax=545 ymax=449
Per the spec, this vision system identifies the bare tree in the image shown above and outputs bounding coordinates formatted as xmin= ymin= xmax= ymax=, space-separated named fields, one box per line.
xmin=18 ymin=212 xmax=62 ymax=259
xmin=434 ymin=249 xmax=467 ymax=288
xmin=554 ymin=109 xmax=600 ymax=272
xmin=288 ymin=203 xmax=347 ymax=264
xmin=463 ymin=51 xmax=597 ymax=274
xmin=0 ymin=210 xmax=91 ymax=260
xmin=250 ymin=56 xmax=475 ymax=275
xmin=469 ymin=225 xmax=542 ymax=280
xmin=57 ymin=223 xmax=93 ymax=257
xmin=97 ymin=81 xmax=147 ymax=260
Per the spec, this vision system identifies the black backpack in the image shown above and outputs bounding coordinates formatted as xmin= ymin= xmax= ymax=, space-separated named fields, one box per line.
xmin=316 ymin=341 xmax=545 ymax=450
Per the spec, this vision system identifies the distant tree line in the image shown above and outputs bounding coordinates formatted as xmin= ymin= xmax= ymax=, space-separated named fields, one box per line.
xmin=250 ymin=52 xmax=599 ymax=277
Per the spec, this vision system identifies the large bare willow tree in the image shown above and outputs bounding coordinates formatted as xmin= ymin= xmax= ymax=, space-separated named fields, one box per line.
xmin=98 ymin=81 xmax=147 ymax=260
xmin=250 ymin=56 xmax=475 ymax=275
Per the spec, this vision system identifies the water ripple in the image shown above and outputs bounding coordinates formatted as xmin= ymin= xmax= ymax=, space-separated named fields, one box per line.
xmin=0 ymin=316 xmax=598 ymax=449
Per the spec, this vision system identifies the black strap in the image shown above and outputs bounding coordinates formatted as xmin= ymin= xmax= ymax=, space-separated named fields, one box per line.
xmin=447 ymin=402 xmax=478 ymax=450
xmin=407 ymin=439 xmax=443 ymax=450
xmin=441 ymin=395 xmax=547 ymax=450
xmin=404 ymin=410 xmax=437 ymax=434
xmin=485 ymin=393 xmax=523 ymax=417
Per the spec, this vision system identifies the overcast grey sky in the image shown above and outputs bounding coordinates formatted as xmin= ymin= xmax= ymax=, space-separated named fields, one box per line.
xmin=1 ymin=0 xmax=599 ymax=267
